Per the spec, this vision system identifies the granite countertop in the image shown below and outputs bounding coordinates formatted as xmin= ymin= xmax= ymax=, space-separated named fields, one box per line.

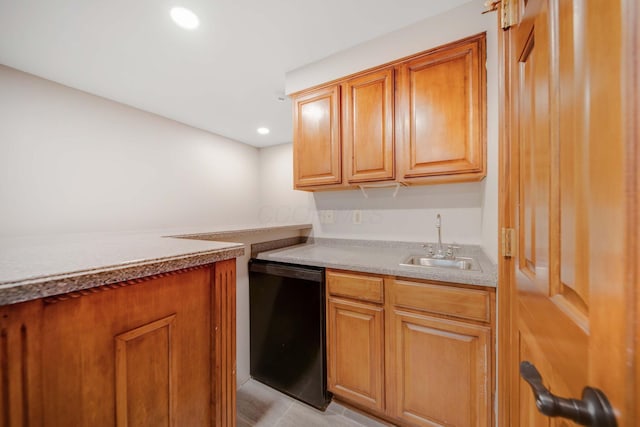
xmin=257 ymin=238 xmax=497 ymax=287
xmin=0 ymin=223 xmax=312 ymax=306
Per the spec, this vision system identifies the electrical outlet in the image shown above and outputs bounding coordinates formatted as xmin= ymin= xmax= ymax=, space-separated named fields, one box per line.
xmin=319 ymin=210 xmax=335 ymax=224
xmin=352 ymin=210 xmax=362 ymax=224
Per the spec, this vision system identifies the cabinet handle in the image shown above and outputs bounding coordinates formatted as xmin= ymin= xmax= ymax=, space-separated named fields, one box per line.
xmin=519 ymin=361 xmax=617 ymax=427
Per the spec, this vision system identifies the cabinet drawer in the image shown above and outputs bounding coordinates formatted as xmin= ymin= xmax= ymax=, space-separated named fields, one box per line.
xmin=327 ymin=270 xmax=384 ymax=303
xmin=390 ymin=279 xmax=491 ymax=323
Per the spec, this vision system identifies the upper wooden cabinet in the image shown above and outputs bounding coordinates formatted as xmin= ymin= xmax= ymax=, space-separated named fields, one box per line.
xmin=290 ymin=33 xmax=486 ymax=191
xmin=293 ymin=85 xmax=342 ymax=188
xmin=344 ymin=67 xmax=395 ymax=183
xmin=397 ymin=37 xmax=485 ymax=182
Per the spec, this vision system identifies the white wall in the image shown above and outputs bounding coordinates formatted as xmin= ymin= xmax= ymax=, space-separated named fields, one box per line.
xmin=271 ymin=0 xmax=499 ymax=260
xmin=258 ymin=143 xmax=315 ymax=224
xmin=258 ymin=143 xmax=486 ymax=243
xmin=311 ymin=185 xmax=485 ymax=244
xmin=0 ymin=65 xmax=261 ymax=237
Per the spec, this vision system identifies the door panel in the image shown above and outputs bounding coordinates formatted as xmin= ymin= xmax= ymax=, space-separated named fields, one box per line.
xmin=556 ymin=0 xmax=589 ymax=315
xmin=502 ymin=0 xmax=636 ymax=425
xmin=513 ymin=0 xmax=590 ymax=412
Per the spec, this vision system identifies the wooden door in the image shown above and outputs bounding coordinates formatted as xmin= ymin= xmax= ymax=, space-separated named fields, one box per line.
xmin=292 ymin=85 xmax=342 ymax=188
xmin=327 ymin=297 xmax=384 ymax=411
xmin=344 ymin=67 xmax=395 ymax=183
xmin=397 ymin=34 xmax=486 ymax=183
xmin=500 ymin=0 xmax=638 ymax=425
xmin=387 ymin=308 xmax=491 ymax=427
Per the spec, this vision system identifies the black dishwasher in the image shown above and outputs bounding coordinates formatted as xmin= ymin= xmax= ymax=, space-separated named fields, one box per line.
xmin=248 ymin=259 xmax=331 ymax=410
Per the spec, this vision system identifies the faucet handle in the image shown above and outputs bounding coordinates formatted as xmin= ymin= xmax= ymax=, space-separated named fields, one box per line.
xmin=423 ymin=244 xmax=435 ymax=256
xmin=446 ymin=245 xmax=460 ymax=258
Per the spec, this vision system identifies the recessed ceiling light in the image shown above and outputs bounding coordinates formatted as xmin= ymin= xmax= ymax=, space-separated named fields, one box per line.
xmin=257 ymin=127 xmax=270 ymax=135
xmin=170 ymin=7 xmax=200 ymax=30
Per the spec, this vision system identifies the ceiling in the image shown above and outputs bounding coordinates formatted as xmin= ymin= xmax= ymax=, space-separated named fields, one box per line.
xmin=0 ymin=0 xmax=471 ymax=147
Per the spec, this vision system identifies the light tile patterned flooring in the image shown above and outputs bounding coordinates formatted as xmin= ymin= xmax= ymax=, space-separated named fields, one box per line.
xmin=237 ymin=379 xmax=392 ymax=427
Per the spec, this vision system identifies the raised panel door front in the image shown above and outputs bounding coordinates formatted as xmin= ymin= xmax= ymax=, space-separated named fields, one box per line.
xmin=115 ymin=315 xmax=177 ymax=427
xmin=344 ymin=68 xmax=395 ymax=183
xmin=398 ymin=35 xmax=485 ymax=182
xmin=503 ymin=0 xmax=635 ymax=424
xmin=327 ymin=297 xmax=384 ymax=412
xmin=293 ymin=85 xmax=342 ymax=188
xmin=388 ymin=309 xmax=490 ymax=427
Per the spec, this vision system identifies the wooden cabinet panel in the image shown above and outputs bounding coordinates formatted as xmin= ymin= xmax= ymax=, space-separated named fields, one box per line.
xmin=327 ymin=269 xmax=384 ymax=303
xmin=115 ymin=315 xmax=178 ymax=427
xmin=41 ymin=267 xmax=215 ymax=427
xmin=398 ymin=35 xmax=485 ymax=182
xmin=387 ymin=309 xmax=491 ymax=427
xmin=293 ymin=85 xmax=342 ymax=188
xmin=0 ymin=261 xmax=237 ymax=427
xmin=211 ymin=259 xmax=237 ymax=427
xmin=328 ymin=297 xmax=384 ymax=412
xmin=0 ymin=300 xmax=43 ymax=427
xmin=344 ymin=68 xmax=395 ymax=183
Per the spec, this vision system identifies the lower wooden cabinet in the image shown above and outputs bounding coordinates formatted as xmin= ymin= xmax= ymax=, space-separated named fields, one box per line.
xmin=0 ymin=260 xmax=237 ymax=427
xmin=326 ymin=269 xmax=495 ymax=427
xmin=327 ymin=296 xmax=384 ymax=411
xmin=387 ymin=309 xmax=491 ymax=427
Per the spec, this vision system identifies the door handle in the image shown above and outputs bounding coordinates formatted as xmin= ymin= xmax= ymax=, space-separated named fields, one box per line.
xmin=519 ymin=361 xmax=617 ymax=427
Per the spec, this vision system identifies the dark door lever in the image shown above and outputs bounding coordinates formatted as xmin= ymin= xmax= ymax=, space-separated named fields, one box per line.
xmin=519 ymin=361 xmax=617 ymax=427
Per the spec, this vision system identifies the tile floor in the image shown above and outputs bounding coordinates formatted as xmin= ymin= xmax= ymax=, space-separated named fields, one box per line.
xmin=237 ymin=379 xmax=392 ymax=427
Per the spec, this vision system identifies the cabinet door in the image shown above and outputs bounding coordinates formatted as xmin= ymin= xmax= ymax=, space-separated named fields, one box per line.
xmin=397 ymin=35 xmax=485 ymax=182
xmin=293 ymin=85 xmax=342 ymax=188
xmin=344 ymin=68 xmax=395 ymax=183
xmin=328 ymin=297 xmax=384 ymax=412
xmin=387 ymin=309 xmax=491 ymax=427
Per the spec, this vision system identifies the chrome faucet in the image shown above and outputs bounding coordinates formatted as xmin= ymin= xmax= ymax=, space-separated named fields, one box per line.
xmin=423 ymin=214 xmax=460 ymax=259
xmin=434 ymin=214 xmax=444 ymax=258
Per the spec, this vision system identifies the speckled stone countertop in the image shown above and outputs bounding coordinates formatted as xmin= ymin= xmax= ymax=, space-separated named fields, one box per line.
xmin=0 ymin=223 xmax=312 ymax=306
xmin=257 ymin=238 xmax=497 ymax=287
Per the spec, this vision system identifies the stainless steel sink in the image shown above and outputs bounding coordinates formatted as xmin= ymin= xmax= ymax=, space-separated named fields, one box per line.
xmin=400 ymin=255 xmax=481 ymax=271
